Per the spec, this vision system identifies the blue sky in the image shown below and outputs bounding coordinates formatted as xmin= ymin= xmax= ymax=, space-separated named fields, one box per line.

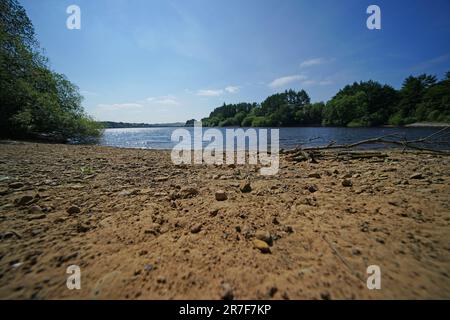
xmin=21 ymin=0 xmax=450 ymax=123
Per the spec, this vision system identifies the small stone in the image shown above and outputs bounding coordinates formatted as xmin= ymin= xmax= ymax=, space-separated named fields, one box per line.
xmin=67 ymin=206 xmax=81 ymax=214
xmin=179 ymin=187 xmax=199 ymax=199
xmin=388 ymin=200 xmax=400 ymax=207
xmin=239 ymin=181 xmax=252 ymax=193
xmin=320 ymin=291 xmax=331 ymax=300
xmin=144 ymin=224 xmax=160 ymax=235
xmin=28 ymin=214 xmax=46 ymax=220
xmin=1 ymin=230 xmax=21 ymax=239
xmin=15 ymin=195 xmax=34 ymax=206
xmin=255 ymin=230 xmax=272 ymax=245
xmin=77 ymin=224 xmax=90 ymax=233
xmin=156 ymin=276 xmax=166 ymax=284
xmin=9 ymin=182 xmax=24 ymax=189
xmin=144 ymin=264 xmax=154 ymax=272
xmin=307 ymin=184 xmax=318 ymax=193
xmin=283 ymin=225 xmax=294 ymax=233
xmin=267 ymin=286 xmax=278 ymax=297
xmin=215 ymin=190 xmax=228 ymax=201
xmin=352 ymin=248 xmax=362 ymax=256
xmin=308 ymin=172 xmax=321 ymax=179
xmin=28 ymin=205 xmax=42 ymax=214
xmin=253 ymin=239 xmax=271 ymax=253
xmin=342 ymin=179 xmax=353 ymax=187
xmin=410 ymin=173 xmax=424 ymax=180
xmin=190 ymin=223 xmax=202 ymax=234
xmin=220 ymin=282 xmax=234 ymax=300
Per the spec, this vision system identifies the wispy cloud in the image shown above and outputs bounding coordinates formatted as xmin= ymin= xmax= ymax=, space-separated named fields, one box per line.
xmin=196 ymin=85 xmax=240 ymax=96
xmin=409 ymin=54 xmax=449 ymax=72
xmin=269 ymin=75 xmax=307 ymax=88
xmin=300 ymin=79 xmax=333 ymax=86
xmin=225 ymin=86 xmax=240 ymax=93
xmin=300 ymin=57 xmax=332 ymax=68
xmin=96 ymin=95 xmax=183 ymax=112
xmin=147 ymin=95 xmax=180 ymax=106
xmin=197 ymin=89 xmax=224 ymax=97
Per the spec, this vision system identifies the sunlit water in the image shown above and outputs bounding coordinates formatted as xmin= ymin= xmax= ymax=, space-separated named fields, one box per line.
xmin=98 ymin=127 xmax=449 ymax=150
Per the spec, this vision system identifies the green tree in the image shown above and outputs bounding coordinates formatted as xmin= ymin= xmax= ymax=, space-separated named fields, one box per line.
xmin=324 ymin=81 xmax=397 ymax=126
xmin=0 ymin=0 xmax=102 ymax=141
xmin=389 ymin=74 xmax=437 ymax=124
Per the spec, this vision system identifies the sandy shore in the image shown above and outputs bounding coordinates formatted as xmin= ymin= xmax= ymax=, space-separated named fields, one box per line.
xmin=0 ymin=141 xmax=449 ymax=299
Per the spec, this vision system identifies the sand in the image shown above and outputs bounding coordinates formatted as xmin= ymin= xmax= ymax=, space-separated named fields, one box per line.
xmin=0 ymin=141 xmax=449 ymax=299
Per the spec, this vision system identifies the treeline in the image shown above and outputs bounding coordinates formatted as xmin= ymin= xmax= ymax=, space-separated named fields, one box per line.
xmin=100 ymin=121 xmax=185 ymax=129
xmin=200 ymin=74 xmax=450 ymax=127
xmin=0 ymin=0 xmax=102 ymax=142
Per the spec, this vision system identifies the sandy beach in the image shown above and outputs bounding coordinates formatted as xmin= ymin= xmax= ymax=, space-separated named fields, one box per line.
xmin=0 ymin=141 xmax=449 ymax=299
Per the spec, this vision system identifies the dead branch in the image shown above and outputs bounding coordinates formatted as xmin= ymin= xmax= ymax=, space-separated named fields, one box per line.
xmin=287 ymin=127 xmax=450 ymax=155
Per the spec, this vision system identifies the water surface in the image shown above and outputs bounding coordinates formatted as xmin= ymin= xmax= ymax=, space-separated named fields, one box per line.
xmin=99 ymin=127 xmax=449 ymax=150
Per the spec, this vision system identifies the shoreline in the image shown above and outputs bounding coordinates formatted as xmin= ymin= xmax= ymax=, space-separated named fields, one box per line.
xmin=104 ymin=122 xmax=450 ymax=129
xmin=0 ymin=141 xmax=449 ymax=299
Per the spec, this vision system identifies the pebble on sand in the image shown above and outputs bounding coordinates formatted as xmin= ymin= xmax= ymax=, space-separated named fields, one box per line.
xmin=410 ymin=173 xmax=424 ymax=180
xmin=220 ymin=282 xmax=234 ymax=300
xmin=342 ymin=179 xmax=353 ymax=187
xmin=307 ymin=184 xmax=318 ymax=193
xmin=253 ymin=239 xmax=271 ymax=253
xmin=15 ymin=195 xmax=34 ymax=206
xmin=67 ymin=206 xmax=81 ymax=214
xmin=9 ymin=182 xmax=24 ymax=189
xmin=28 ymin=205 xmax=42 ymax=214
xmin=190 ymin=223 xmax=202 ymax=234
xmin=255 ymin=230 xmax=272 ymax=245
xmin=239 ymin=181 xmax=252 ymax=193
xmin=179 ymin=187 xmax=199 ymax=199
xmin=215 ymin=190 xmax=228 ymax=201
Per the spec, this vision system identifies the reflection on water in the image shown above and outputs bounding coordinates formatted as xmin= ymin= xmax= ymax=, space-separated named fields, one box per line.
xmin=98 ymin=127 xmax=449 ymax=150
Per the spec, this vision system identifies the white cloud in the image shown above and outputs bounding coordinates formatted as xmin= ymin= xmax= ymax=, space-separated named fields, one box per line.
xmin=299 ymin=79 xmax=333 ymax=86
xmin=196 ymin=89 xmax=224 ymax=97
xmin=96 ymin=95 xmax=183 ymax=114
xmin=269 ymin=75 xmax=307 ymax=88
xmin=300 ymin=57 xmax=330 ymax=68
xmin=195 ymin=85 xmax=240 ymax=97
xmin=225 ymin=86 xmax=240 ymax=93
xmin=146 ymin=95 xmax=180 ymax=106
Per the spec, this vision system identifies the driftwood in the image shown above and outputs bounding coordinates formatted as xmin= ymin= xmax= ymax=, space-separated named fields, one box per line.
xmin=284 ymin=127 xmax=450 ymax=162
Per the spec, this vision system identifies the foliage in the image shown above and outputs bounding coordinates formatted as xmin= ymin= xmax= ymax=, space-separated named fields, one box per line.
xmin=201 ymin=76 xmax=450 ymax=128
xmin=0 ymin=0 xmax=102 ymax=141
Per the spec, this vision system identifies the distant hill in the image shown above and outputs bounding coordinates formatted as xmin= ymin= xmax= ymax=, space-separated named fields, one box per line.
xmin=99 ymin=121 xmax=185 ymax=129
